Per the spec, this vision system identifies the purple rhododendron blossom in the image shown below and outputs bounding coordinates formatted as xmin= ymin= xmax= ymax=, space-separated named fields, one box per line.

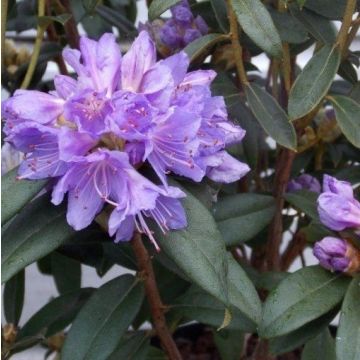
xmin=2 ymin=31 xmax=249 ymax=248
xmin=313 ymin=236 xmax=350 ymax=272
xmin=317 ymin=175 xmax=360 ymax=233
xmin=287 ymin=174 xmax=321 ymax=193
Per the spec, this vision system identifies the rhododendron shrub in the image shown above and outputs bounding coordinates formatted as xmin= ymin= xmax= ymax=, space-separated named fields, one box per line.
xmin=2 ymin=0 xmax=359 ymax=359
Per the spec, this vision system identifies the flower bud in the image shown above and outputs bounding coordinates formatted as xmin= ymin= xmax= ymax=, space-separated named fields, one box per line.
xmin=313 ymin=237 xmax=350 ymax=272
xmin=318 ymin=175 xmax=360 ymax=232
xmin=313 ymin=237 xmax=360 ymax=274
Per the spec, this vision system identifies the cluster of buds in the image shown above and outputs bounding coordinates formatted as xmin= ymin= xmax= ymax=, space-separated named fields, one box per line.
xmin=313 ymin=175 xmax=360 ymax=275
xmin=287 ymin=173 xmax=321 ymax=193
xmin=141 ymin=0 xmax=208 ymax=56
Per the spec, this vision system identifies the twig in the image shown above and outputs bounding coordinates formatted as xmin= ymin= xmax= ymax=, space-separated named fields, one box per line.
xmin=20 ymin=0 xmax=46 ymax=89
xmin=337 ymin=0 xmax=357 ymax=55
xmin=266 ymin=149 xmax=296 ymax=270
xmin=60 ymin=0 xmax=80 ymax=49
xmin=280 ymin=231 xmax=307 ymax=271
xmin=345 ymin=14 xmax=360 ymax=52
xmin=45 ymin=0 xmax=68 ymax=75
xmin=226 ymin=0 xmax=249 ymax=85
xmin=131 ymin=233 xmax=182 ymax=360
xmin=1 ymin=0 xmax=8 ymax=63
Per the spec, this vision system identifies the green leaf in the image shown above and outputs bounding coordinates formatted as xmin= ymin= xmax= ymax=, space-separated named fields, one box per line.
xmin=260 ymin=266 xmax=350 ymax=338
xmin=210 ymin=0 xmax=229 ymax=33
xmin=270 ymin=10 xmax=309 ymax=44
xmin=108 ymin=332 xmax=149 ymax=360
xmin=184 ymin=33 xmax=227 ymax=62
xmin=148 ymin=0 xmax=181 ymax=20
xmin=336 ymin=275 xmax=360 ymax=360
xmin=284 ymin=190 xmax=319 ymax=221
xmin=328 ymin=95 xmax=360 ymax=149
xmin=269 ymin=308 xmax=338 ymax=355
xmin=289 ymin=4 xmax=337 ymax=44
xmin=1 ymin=167 xmax=47 ymax=224
xmin=170 ymin=285 xmax=256 ymax=331
xmin=302 ymin=328 xmax=335 ymax=360
xmin=2 ymin=194 xmax=75 ymax=283
xmin=230 ymin=0 xmax=282 ymax=58
xmin=95 ymin=4 xmax=136 ymax=34
xmin=212 ymin=73 xmax=261 ymax=169
xmin=245 ymin=83 xmax=297 ymax=150
xmin=213 ymin=329 xmax=244 ymax=360
xmin=227 ymin=255 xmax=262 ymax=324
xmin=214 ymin=193 xmax=275 ymax=245
xmin=38 ymin=13 xmax=72 ymax=27
xmin=304 ymin=0 xmax=346 ymax=20
xmin=62 ymin=275 xmax=144 ymax=360
xmin=51 ymin=253 xmax=81 ymax=295
xmin=147 ymin=347 xmax=167 ymax=360
xmin=82 ymin=0 xmax=100 ymax=13
xmin=3 ymin=270 xmax=25 ymax=325
xmin=338 ymin=60 xmax=358 ymax=84
xmin=154 ymin=184 xmax=229 ymax=306
xmin=288 ymin=44 xmax=341 ymax=120
xmin=18 ymin=288 xmax=94 ymax=339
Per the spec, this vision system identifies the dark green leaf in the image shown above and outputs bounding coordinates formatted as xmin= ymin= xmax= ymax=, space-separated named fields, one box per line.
xmin=270 ymin=10 xmax=309 ymax=44
xmin=38 ymin=14 xmax=71 ymax=27
xmin=336 ymin=275 xmax=360 ymax=360
xmin=154 ymin=184 xmax=229 ymax=306
xmin=289 ymin=4 xmax=337 ymax=44
xmin=301 ymin=328 xmax=335 ymax=360
xmin=170 ymin=285 xmax=256 ymax=331
xmin=184 ymin=33 xmax=227 ymax=62
xmin=214 ymin=193 xmax=275 ymax=245
xmin=95 ymin=4 xmax=136 ymax=34
xmin=304 ymin=0 xmax=346 ymax=20
xmin=269 ymin=308 xmax=338 ymax=355
xmin=284 ymin=190 xmax=319 ymax=221
xmin=3 ymin=270 xmax=25 ymax=325
xmin=2 ymin=194 xmax=75 ymax=283
xmin=212 ymin=73 xmax=261 ymax=169
xmin=82 ymin=0 xmax=100 ymax=13
xmin=288 ymin=44 xmax=341 ymax=120
xmin=147 ymin=347 xmax=167 ymax=360
xmin=231 ymin=0 xmax=282 ymax=57
xmin=245 ymin=83 xmax=297 ymax=150
xmin=210 ymin=0 xmax=229 ymax=33
xmin=260 ymin=266 xmax=350 ymax=338
xmin=19 ymin=288 xmax=94 ymax=339
xmin=1 ymin=167 xmax=47 ymax=224
xmin=213 ymin=329 xmax=244 ymax=360
xmin=108 ymin=332 xmax=149 ymax=360
xmin=227 ymin=255 xmax=262 ymax=324
xmin=349 ymin=82 xmax=360 ymax=104
xmin=51 ymin=253 xmax=81 ymax=295
xmin=338 ymin=60 xmax=358 ymax=84
xmin=62 ymin=275 xmax=144 ymax=360
xmin=328 ymin=95 xmax=360 ymax=149
xmin=148 ymin=0 xmax=181 ymax=20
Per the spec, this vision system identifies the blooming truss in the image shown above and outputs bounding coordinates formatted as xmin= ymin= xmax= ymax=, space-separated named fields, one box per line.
xmin=2 ymin=31 xmax=249 ymax=249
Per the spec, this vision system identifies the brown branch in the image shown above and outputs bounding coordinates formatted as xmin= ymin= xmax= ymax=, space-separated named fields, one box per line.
xmin=60 ymin=0 xmax=80 ymax=49
xmin=45 ymin=0 xmax=68 ymax=75
xmin=266 ymin=149 xmax=296 ymax=270
xmin=131 ymin=233 xmax=182 ymax=360
xmin=280 ymin=231 xmax=307 ymax=271
xmin=337 ymin=0 xmax=357 ymax=55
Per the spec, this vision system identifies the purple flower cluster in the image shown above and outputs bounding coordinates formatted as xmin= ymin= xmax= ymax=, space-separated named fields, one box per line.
xmin=142 ymin=0 xmax=208 ymax=53
xmin=2 ymin=31 xmax=249 ymax=249
xmin=287 ymin=174 xmax=321 ymax=193
xmin=313 ymin=175 xmax=360 ymax=272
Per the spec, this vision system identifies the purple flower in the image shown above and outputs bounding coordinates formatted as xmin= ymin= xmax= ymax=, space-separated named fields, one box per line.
xmin=2 ymin=31 xmax=249 ymax=247
xmin=318 ymin=175 xmax=360 ymax=232
xmin=146 ymin=0 xmax=208 ymax=53
xmin=287 ymin=174 xmax=321 ymax=193
xmin=313 ymin=237 xmax=350 ymax=272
